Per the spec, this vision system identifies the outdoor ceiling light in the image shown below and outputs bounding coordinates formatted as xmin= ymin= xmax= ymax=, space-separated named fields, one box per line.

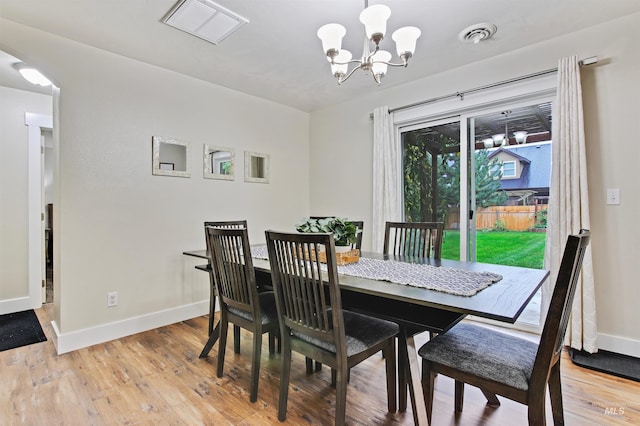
xmin=492 ymin=133 xmax=507 ymax=147
xmin=491 ymin=110 xmax=514 ymax=147
xmin=317 ymin=0 xmax=421 ymax=85
xmin=13 ymin=63 xmax=52 ymax=86
xmin=514 ymin=131 xmax=528 ymax=144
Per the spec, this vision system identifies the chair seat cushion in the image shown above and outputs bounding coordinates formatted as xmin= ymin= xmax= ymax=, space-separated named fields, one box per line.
xmin=293 ymin=310 xmax=399 ymax=357
xmin=418 ymin=323 xmax=538 ymax=391
xmin=228 ymin=291 xmax=278 ymax=326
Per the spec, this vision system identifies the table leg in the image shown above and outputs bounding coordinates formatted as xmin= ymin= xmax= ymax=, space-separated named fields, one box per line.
xmin=398 ymin=333 xmax=408 ymax=412
xmin=405 ymin=332 xmax=429 ymax=425
xmin=207 ymin=293 xmax=216 ymax=336
xmin=233 ymin=325 xmax=241 ymax=353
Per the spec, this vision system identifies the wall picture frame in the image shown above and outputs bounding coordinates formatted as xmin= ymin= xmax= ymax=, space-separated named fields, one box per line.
xmin=152 ymin=136 xmax=191 ymax=178
xmin=244 ymin=151 xmax=270 ymax=184
xmin=204 ymin=145 xmax=235 ymax=181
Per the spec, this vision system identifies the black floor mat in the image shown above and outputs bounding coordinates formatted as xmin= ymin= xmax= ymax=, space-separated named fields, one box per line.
xmin=0 ymin=309 xmax=47 ymax=352
xmin=569 ymin=348 xmax=640 ymax=382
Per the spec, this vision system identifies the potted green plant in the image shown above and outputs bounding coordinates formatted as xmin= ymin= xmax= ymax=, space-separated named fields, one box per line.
xmin=296 ymin=217 xmax=358 ymax=252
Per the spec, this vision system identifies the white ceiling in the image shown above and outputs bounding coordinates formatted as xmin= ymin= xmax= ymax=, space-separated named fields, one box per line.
xmin=1 ymin=0 xmax=639 ymax=112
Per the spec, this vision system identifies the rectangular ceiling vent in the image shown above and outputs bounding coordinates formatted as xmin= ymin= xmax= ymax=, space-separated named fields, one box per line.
xmin=163 ymin=0 xmax=249 ymax=45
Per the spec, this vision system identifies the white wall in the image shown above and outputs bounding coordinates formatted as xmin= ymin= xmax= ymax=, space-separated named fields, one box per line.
xmin=0 ymin=86 xmax=52 ymax=305
xmin=310 ymin=13 xmax=640 ymax=355
xmin=1 ymin=18 xmax=310 ymax=352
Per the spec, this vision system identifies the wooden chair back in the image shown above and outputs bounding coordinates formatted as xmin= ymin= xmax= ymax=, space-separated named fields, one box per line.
xmin=204 ymin=220 xmax=247 ymax=254
xmin=530 ymin=229 xmax=591 ymax=392
xmin=265 ymin=231 xmax=346 ymax=356
xmin=205 ymin=226 xmax=259 ymax=320
xmin=383 ymin=221 xmax=444 ymax=258
xmin=310 ymin=217 xmax=364 ymax=250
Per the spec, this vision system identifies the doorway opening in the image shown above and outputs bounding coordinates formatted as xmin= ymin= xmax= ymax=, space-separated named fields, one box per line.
xmin=43 ymin=129 xmax=54 ymax=303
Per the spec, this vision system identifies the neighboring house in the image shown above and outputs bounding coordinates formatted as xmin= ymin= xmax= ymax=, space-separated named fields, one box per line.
xmin=488 ymin=141 xmax=551 ymax=206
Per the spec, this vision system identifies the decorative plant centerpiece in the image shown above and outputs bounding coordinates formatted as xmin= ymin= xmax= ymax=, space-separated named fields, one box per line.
xmin=295 ymin=217 xmax=360 ymax=264
xmin=296 ymin=217 xmax=357 ymax=248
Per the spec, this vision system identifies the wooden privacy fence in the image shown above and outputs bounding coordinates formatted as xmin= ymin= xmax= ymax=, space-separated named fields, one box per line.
xmin=446 ymin=205 xmax=548 ymax=231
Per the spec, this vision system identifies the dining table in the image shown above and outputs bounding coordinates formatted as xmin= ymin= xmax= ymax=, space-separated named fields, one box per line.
xmin=183 ymin=247 xmax=549 ymax=425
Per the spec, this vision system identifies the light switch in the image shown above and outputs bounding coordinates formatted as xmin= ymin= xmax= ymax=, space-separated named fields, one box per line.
xmin=606 ymin=188 xmax=620 ymax=205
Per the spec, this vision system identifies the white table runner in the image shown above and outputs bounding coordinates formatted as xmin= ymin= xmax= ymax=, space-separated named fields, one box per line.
xmin=251 ymin=246 xmax=501 ymax=297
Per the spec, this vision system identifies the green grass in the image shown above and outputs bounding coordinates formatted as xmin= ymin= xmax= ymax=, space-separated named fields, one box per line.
xmin=441 ymin=230 xmax=546 ymax=269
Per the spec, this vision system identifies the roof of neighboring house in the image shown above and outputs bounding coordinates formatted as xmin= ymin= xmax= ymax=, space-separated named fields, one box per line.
xmin=488 ymin=142 xmax=551 ymax=191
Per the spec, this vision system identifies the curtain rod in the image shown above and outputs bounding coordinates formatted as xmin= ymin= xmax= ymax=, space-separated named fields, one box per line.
xmin=386 ymin=56 xmax=598 ymax=115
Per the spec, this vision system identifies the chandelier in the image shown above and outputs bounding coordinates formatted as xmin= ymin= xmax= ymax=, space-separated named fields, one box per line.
xmin=317 ymin=1 xmax=421 ymax=85
xmin=482 ymin=110 xmax=529 ymax=148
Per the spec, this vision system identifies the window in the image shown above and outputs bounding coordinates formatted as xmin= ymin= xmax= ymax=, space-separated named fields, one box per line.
xmin=502 ymin=161 xmax=516 ymax=178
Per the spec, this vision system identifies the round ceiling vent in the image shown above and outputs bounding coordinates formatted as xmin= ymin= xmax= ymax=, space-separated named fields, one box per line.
xmin=458 ymin=23 xmax=497 ymax=44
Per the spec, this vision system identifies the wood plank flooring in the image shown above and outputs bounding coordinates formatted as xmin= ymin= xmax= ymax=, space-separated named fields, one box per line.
xmin=1 ymin=305 xmax=638 ymax=425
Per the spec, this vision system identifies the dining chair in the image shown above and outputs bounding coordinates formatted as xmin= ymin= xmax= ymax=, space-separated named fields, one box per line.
xmin=205 ymin=226 xmax=280 ymax=403
xmin=306 ymin=217 xmax=365 ymax=374
xmin=382 ymin=221 xmax=445 ymax=411
xmin=384 ymin=221 xmax=444 ymax=258
xmin=310 ymin=216 xmax=364 ymax=250
xmin=265 ymin=230 xmax=399 ymax=425
xmin=203 ymin=220 xmax=248 ymax=352
xmin=418 ymin=229 xmax=591 ymax=424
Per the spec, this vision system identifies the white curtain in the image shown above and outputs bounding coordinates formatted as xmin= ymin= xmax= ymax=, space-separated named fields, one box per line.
xmin=542 ymin=56 xmax=597 ymax=353
xmin=372 ymin=106 xmax=402 ymax=252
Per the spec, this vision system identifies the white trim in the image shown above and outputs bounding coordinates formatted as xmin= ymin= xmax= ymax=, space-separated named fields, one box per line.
xmin=0 ymin=296 xmax=38 ymax=315
xmin=24 ymin=113 xmax=53 ymax=311
xmin=51 ymin=300 xmax=209 ymax=354
xmin=393 ymin=74 xmax=557 ymax=126
xmin=460 ymin=117 xmax=470 ymax=262
xmin=597 ymin=333 xmax=640 ymax=358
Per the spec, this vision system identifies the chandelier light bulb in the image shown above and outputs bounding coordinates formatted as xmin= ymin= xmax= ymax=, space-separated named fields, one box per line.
xmin=359 ymin=4 xmax=391 ymax=44
xmin=331 ymin=49 xmax=352 ymax=79
xmin=392 ymin=26 xmax=421 ymax=62
xmin=371 ymin=50 xmax=392 ymax=83
xmin=317 ymin=23 xmax=346 ymax=58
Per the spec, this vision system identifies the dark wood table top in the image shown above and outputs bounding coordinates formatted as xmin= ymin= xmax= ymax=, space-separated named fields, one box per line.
xmin=182 ymin=248 xmax=548 ymax=324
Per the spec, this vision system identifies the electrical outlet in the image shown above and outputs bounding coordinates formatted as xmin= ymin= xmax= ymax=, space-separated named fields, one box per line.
xmin=107 ymin=291 xmax=118 ymax=307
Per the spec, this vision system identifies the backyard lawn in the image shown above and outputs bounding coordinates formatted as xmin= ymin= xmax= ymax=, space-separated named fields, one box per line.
xmin=441 ymin=230 xmax=546 ymax=269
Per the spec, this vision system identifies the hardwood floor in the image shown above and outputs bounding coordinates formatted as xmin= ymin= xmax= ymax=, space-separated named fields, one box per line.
xmin=2 ymin=305 xmax=638 ymax=425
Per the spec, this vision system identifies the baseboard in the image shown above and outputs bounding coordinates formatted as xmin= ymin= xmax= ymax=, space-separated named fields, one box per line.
xmin=0 ymin=295 xmax=42 ymax=315
xmin=51 ymin=301 xmax=209 ymax=354
xmin=598 ymin=333 xmax=640 ymax=358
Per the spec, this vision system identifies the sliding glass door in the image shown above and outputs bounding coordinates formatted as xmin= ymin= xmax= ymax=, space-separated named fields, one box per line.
xmin=401 ymin=100 xmax=552 ymax=327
